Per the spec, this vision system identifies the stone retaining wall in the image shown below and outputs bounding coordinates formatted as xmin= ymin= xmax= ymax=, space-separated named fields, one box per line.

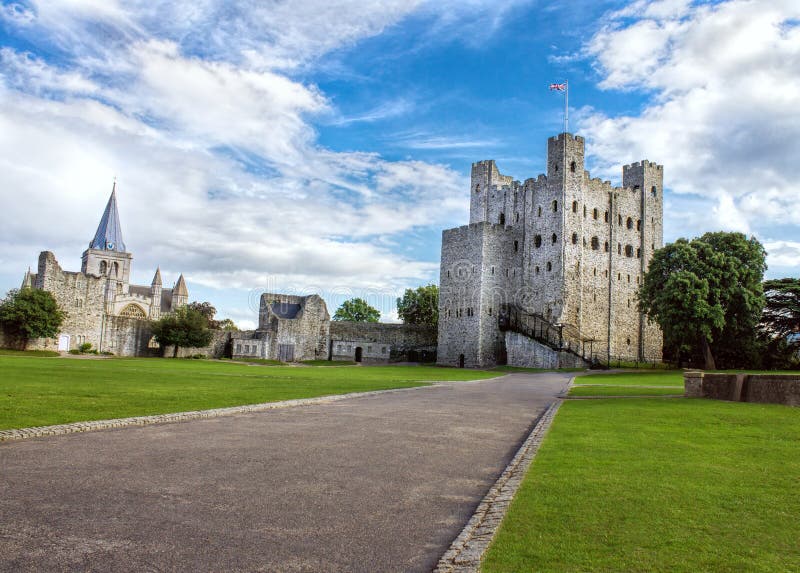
xmin=684 ymin=371 xmax=800 ymax=406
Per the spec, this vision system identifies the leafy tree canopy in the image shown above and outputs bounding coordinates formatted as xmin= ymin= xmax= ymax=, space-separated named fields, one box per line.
xmin=0 ymin=288 xmax=66 ymax=349
xmin=186 ymin=301 xmax=237 ymax=330
xmin=215 ymin=318 xmax=239 ymax=331
xmin=396 ymin=284 xmax=439 ymax=327
xmin=639 ymin=231 xmax=766 ymax=369
xmin=759 ymin=278 xmax=800 ymax=366
xmin=333 ymin=298 xmax=380 ymax=323
xmin=151 ymin=305 xmax=213 ymax=357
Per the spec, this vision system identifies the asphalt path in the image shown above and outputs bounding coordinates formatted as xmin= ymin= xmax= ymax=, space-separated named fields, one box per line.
xmin=0 ymin=372 xmax=569 ymax=572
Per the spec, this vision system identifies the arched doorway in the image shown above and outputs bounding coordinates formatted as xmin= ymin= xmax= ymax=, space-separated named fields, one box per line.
xmin=458 ymin=354 xmax=465 ymax=368
xmin=355 ymin=347 xmax=363 ymax=363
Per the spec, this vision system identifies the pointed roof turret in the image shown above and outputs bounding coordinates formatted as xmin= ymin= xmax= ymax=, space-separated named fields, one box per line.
xmin=174 ymin=274 xmax=188 ymax=296
xmin=21 ymin=267 xmax=33 ymax=289
xmin=151 ymin=267 xmax=162 ymax=287
xmin=89 ymin=180 xmax=126 ymax=252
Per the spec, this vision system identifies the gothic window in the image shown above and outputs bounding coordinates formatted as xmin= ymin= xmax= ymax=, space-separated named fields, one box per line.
xmin=119 ymin=304 xmax=146 ymax=319
xmin=591 ymin=236 xmax=599 ymax=250
xmin=99 ymin=261 xmax=107 ymax=275
xmin=111 ymin=262 xmax=119 ymax=278
xmin=551 ymin=233 xmax=557 ymax=244
xmin=625 ymin=245 xmax=634 ymax=257
xmin=593 ymin=208 xmax=598 ymax=220
xmin=626 ymin=217 xmax=633 ymax=229
xmin=572 ymin=233 xmax=578 ymax=245
xmin=570 ymin=161 xmax=576 ymax=173
xmin=546 ymin=262 xmax=552 ymax=272
xmin=534 ymin=235 xmax=542 ymax=248
xmin=572 ymin=201 xmax=578 ymax=213
xmin=499 ymin=213 xmax=505 ymax=225
xmin=552 ymin=200 xmax=558 ymax=212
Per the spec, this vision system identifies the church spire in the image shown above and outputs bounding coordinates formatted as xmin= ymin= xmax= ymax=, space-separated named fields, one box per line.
xmin=151 ymin=267 xmax=162 ymax=286
xmin=89 ymin=180 xmax=126 ymax=252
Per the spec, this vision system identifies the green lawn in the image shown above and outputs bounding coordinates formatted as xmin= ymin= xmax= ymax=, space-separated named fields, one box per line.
xmin=482 ymin=398 xmax=800 ymax=572
xmin=575 ymin=370 xmax=683 ymax=386
xmin=569 ymin=385 xmax=683 ymax=396
xmin=0 ymin=356 xmax=497 ymax=430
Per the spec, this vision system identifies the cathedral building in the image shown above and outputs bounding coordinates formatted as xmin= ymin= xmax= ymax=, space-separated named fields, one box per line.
xmin=21 ymin=184 xmax=188 ymax=353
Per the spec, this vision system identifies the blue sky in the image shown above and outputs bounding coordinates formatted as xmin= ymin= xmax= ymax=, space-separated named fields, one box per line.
xmin=1 ymin=0 xmax=798 ymax=328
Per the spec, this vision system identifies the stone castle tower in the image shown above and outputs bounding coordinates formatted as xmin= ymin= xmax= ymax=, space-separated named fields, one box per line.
xmin=438 ymin=133 xmax=664 ymax=368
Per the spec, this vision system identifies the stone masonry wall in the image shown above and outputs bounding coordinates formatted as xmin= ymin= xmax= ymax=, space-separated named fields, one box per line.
xmin=684 ymin=372 xmax=800 ymax=406
xmin=330 ymin=322 xmax=437 ymax=363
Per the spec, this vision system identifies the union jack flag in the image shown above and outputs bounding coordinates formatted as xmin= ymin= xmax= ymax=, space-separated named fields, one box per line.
xmin=549 ymin=83 xmax=567 ymax=91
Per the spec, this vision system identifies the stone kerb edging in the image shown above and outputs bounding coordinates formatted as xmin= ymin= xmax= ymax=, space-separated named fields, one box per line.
xmin=434 ymin=399 xmax=563 ymax=573
xmin=0 ymin=384 xmax=447 ymax=443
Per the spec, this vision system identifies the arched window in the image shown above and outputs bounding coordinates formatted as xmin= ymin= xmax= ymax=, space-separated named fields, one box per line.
xmin=120 ymin=304 xmax=147 ymax=319
xmin=546 ymin=261 xmax=552 ymax=272
xmin=591 ymin=236 xmax=599 ymax=250
xmin=552 ymin=200 xmax=558 ymax=212
xmin=534 ymin=235 xmax=542 ymax=248
xmin=572 ymin=201 xmax=578 ymax=213
xmin=551 ymin=233 xmax=557 ymax=244
xmin=99 ymin=261 xmax=107 ymax=275
xmin=570 ymin=160 xmax=576 ymax=173
xmin=626 ymin=217 xmax=633 ymax=229
xmin=111 ymin=262 xmax=119 ymax=278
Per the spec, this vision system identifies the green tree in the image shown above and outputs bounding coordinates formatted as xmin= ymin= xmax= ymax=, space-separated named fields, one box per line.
xmin=187 ymin=301 xmax=217 ymax=327
xmin=333 ymin=298 xmax=380 ymax=323
xmin=151 ymin=306 xmax=213 ymax=357
xmin=0 ymin=288 xmax=66 ymax=350
xmin=759 ymin=278 xmax=800 ymax=367
xmin=396 ymin=284 xmax=439 ymax=327
xmin=215 ymin=318 xmax=239 ymax=331
xmin=639 ymin=232 xmax=766 ymax=370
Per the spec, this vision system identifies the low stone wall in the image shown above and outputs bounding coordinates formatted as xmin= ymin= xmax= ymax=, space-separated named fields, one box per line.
xmin=684 ymin=372 xmax=800 ymax=406
xmin=329 ymin=322 xmax=437 ymax=363
xmin=505 ymin=331 xmax=587 ymax=369
xmin=167 ymin=330 xmax=232 ymax=359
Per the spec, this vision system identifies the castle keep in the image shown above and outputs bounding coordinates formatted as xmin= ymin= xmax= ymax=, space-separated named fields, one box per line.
xmin=19 ymin=185 xmax=189 ymax=353
xmin=438 ymin=133 xmax=664 ymax=368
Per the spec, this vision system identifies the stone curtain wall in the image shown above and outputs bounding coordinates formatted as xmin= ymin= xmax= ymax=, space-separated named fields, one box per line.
xmin=330 ymin=322 xmax=437 ymax=363
xmin=684 ymin=372 xmax=800 ymax=406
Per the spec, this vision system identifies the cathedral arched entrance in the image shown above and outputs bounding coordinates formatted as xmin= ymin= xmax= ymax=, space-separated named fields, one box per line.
xmin=354 ymin=347 xmax=363 ymax=363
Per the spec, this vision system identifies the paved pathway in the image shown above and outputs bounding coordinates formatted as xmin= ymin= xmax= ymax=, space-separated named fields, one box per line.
xmin=0 ymin=372 xmax=569 ymax=572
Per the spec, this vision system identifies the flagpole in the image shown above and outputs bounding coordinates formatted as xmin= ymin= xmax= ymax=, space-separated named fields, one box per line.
xmin=564 ymin=80 xmax=569 ymax=134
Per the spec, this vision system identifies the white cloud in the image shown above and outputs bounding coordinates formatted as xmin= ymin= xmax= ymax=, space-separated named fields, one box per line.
xmin=578 ymin=0 xmax=800 ymax=244
xmin=763 ymin=240 xmax=800 ymax=270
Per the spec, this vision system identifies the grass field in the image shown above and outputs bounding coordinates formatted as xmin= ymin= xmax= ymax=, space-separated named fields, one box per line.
xmin=570 ymin=371 xmax=684 ymax=397
xmin=569 ymin=385 xmax=684 ymax=396
xmin=0 ymin=356 xmax=498 ymax=430
xmin=482 ymin=397 xmax=800 ymax=572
